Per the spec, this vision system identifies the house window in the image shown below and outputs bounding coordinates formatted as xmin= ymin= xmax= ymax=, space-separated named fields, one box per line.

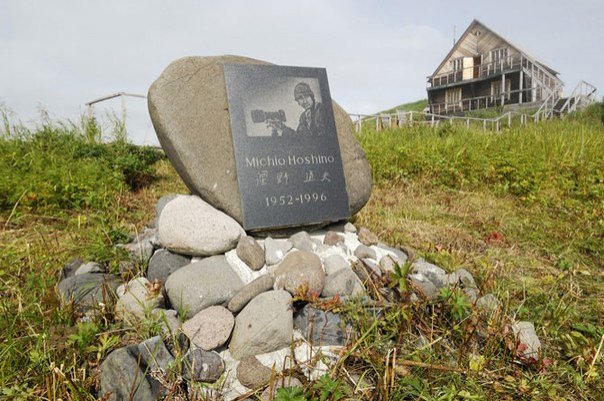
xmin=490 ymin=47 xmax=508 ymax=63
xmin=450 ymin=57 xmax=463 ymax=71
xmin=445 ymin=88 xmax=462 ymax=110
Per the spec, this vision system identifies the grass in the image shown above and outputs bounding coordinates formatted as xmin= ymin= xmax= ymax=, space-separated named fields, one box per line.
xmin=0 ymin=105 xmax=603 ymax=400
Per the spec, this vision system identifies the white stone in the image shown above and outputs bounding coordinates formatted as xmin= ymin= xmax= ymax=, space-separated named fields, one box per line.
xmin=158 ymin=195 xmax=243 ymax=256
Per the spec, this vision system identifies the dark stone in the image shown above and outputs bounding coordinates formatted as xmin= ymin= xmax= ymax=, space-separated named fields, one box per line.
xmin=60 ymin=258 xmax=83 ymax=280
xmin=236 ymin=236 xmax=265 ymax=271
xmin=57 ymin=273 xmax=121 ymax=311
xmin=323 ymin=231 xmax=345 ymax=246
xmin=147 ymin=249 xmax=191 ymax=285
xmin=294 ymin=304 xmax=352 ymax=346
xmin=184 ymin=348 xmax=224 ymax=383
xmin=98 ymin=346 xmax=156 ymax=401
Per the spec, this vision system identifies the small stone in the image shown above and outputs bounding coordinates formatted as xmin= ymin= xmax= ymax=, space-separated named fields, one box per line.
xmin=289 ymin=231 xmax=315 ymax=252
xmin=229 ymin=290 xmax=293 ymax=359
xmin=344 ymin=222 xmax=357 ymax=233
xmin=357 ymin=227 xmax=378 ymax=246
xmin=184 ymin=348 xmax=224 ymax=383
xmin=228 ymin=275 xmax=275 ymax=313
xmin=476 ymin=294 xmax=501 ymax=313
xmin=463 ymin=287 xmax=479 ymax=303
xmin=323 ymin=231 xmax=345 ymax=246
xmin=323 ymin=254 xmax=350 ymax=275
xmin=74 ymin=261 xmax=105 ymax=275
xmin=445 ymin=268 xmax=477 ymax=289
xmin=322 ymin=268 xmax=365 ymax=298
xmin=354 ymin=244 xmax=376 ymax=260
xmin=150 ymin=308 xmax=182 ymax=336
xmin=99 ymin=346 xmax=155 ymax=401
xmin=147 ymin=249 xmax=191 ymax=285
xmin=158 ymin=195 xmax=243 ymax=256
xmin=122 ymin=227 xmax=158 ymax=263
xmin=137 ymin=336 xmax=174 ymax=373
xmin=264 ymin=237 xmax=293 ymax=266
xmin=60 ymin=258 xmax=84 ymax=280
xmin=411 ymin=259 xmax=447 ymax=288
xmin=164 ymin=255 xmax=244 ymax=319
xmin=57 ymin=273 xmax=121 ymax=311
xmin=378 ymin=254 xmax=398 ymax=275
xmin=294 ymin=304 xmax=352 ymax=346
xmin=236 ymin=355 xmax=274 ymax=389
xmin=115 ymin=277 xmax=165 ymax=324
xmin=274 ymin=251 xmax=325 ymax=296
xmin=236 ymin=236 xmax=265 ymax=271
xmin=376 ymin=243 xmax=409 ymax=264
xmin=511 ymin=321 xmax=541 ymax=360
xmin=409 ymin=274 xmax=439 ymax=300
xmin=182 ymin=306 xmax=234 ymax=351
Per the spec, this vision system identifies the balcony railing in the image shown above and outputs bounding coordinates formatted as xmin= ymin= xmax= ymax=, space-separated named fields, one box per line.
xmin=427 ymin=55 xmax=559 ymax=89
xmin=428 ymin=87 xmax=546 ymax=115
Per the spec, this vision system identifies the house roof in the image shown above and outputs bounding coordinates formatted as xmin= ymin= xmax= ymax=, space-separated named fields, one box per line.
xmin=429 ymin=19 xmax=560 ymax=78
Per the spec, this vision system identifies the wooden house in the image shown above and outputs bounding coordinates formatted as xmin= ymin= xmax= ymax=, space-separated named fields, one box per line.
xmin=426 ymin=19 xmax=564 ymax=115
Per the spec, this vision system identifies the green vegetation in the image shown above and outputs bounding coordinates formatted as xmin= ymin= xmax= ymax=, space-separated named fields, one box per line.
xmin=0 ymin=104 xmax=603 ymax=400
xmin=379 ymin=99 xmax=429 ymax=114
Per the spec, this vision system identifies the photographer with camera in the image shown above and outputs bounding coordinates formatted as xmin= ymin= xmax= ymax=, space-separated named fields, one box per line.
xmin=264 ymin=82 xmax=327 ymax=137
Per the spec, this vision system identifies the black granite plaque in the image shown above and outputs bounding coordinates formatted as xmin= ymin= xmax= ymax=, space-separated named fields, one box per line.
xmin=224 ymin=64 xmax=350 ymax=231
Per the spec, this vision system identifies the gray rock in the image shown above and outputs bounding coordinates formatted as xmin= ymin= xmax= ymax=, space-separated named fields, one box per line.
xmin=377 ymin=243 xmax=409 ymax=264
xmin=476 ymin=293 xmax=501 ymax=313
xmin=158 ymin=195 xmax=243 ymax=257
xmin=60 ymin=258 xmax=84 ymax=280
xmin=409 ymin=274 xmax=439 ymax=300
xmin=138 ymin=336 xmax=175 ymax=373
xmin=147 ymin=249 xmax=191 ymax=285
xmin=289 ymin=231 xmax=315 ymax=252
xmin=274 ymin=251 xmax=325 ymax=296
xmin=344 ymin=222 xmax=357 ymax=233
xmin=164 ymin=255 xmax=244 ymax=319
xmin=228 ymin=274 xmax=275 ymax=313
xmin=99 ymin=346 xmax=155 ymax=401
xmin=445 ymin=268 xmax=477 ymax=289
xmin=323 ymin=254 xmax=350 ymax=275
xmin=323 ymin=231 xmax=345 ymax=246
xmin=236 ymin=355 xmax=273 ymax=389
xmin=265 ymin=237 xmax=293 ymax=266
xmin=357 ymin=227 xmax=378 ymax=246
xmin=229 ymin=290 xmax=293 ymax=359
xmin=156 ymin=193 xmax=178 ymax=218
xmin=463 ymin=287 xmax=479 ymax=303
xmin=115 ymin=277 xmax=165 ymax=324
xmin=354 ymin=244 xmax=376 ymax=260
xmin=151 ymin=308 xmax=182 ymax=336
xmin=511 ymin=321 xmax=541 ymax=360
xmin=182 ymin=306 xmax=234 ymax=351
xmin=411 ymin=259 xmax=447 ymax=288
xmin=184 ymin=348 xmax=224 ymax=382
xmin=236 ymin=236 xmax=265 ymax=271
xmin=294 ymin=304 xmax=351 ymax=346
xmin=378 ymin=254 xmax=398 ymax=275
xmin=122 ymin=227 xmax=158 ymax=263
xmin=57 ymin=273 xmax=121 ymax=311
xmin=322 ymin=268 xmax=365 ymax=298
xmin=74 ymin=262 xmax=105 ymax=276
xmin=148 ymin=55 xmax=371 ymax=227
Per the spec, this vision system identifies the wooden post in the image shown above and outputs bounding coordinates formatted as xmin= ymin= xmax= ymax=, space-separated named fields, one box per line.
xmin=466 ymin=118 xmax=470 ymax=128
xmin=501 ymin=73 xmax=506 ymax=105
xmin=121 ymin=94 xmax=127 ymax=130
xmin=375 ymin=116 xmax=379 ymax=131
xmin=483 ymin=119 xmax=486 ymax=131
xmin=519 ymin=69 xmax=524 ymax=104
xmin=431 ymin=115 xmax=435 ymax=126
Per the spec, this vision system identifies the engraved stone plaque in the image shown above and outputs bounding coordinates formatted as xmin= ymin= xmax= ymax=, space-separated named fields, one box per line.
xmin=224 ymin=64 xmax=350 ymax=231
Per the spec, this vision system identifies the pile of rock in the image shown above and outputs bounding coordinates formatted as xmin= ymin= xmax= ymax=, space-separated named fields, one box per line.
xmin=57 ymin=194 xmax=542 ymax=400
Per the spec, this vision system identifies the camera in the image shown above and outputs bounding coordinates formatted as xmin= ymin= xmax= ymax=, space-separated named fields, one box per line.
xmin=250 ymin=109 xmax=287 ymax=123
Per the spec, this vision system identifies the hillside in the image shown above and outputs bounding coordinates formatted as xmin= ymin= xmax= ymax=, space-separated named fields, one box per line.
xmin=0 ymin=105 xmax=603 ymax=400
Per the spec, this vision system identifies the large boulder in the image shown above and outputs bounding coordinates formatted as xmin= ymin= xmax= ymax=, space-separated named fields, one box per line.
xmin=148 ymin=55 xmax=371 ymax=227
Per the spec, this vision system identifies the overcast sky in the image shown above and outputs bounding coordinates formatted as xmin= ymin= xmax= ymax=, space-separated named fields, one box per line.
xmin=1 ymin=0 xmax=602 ymax=145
